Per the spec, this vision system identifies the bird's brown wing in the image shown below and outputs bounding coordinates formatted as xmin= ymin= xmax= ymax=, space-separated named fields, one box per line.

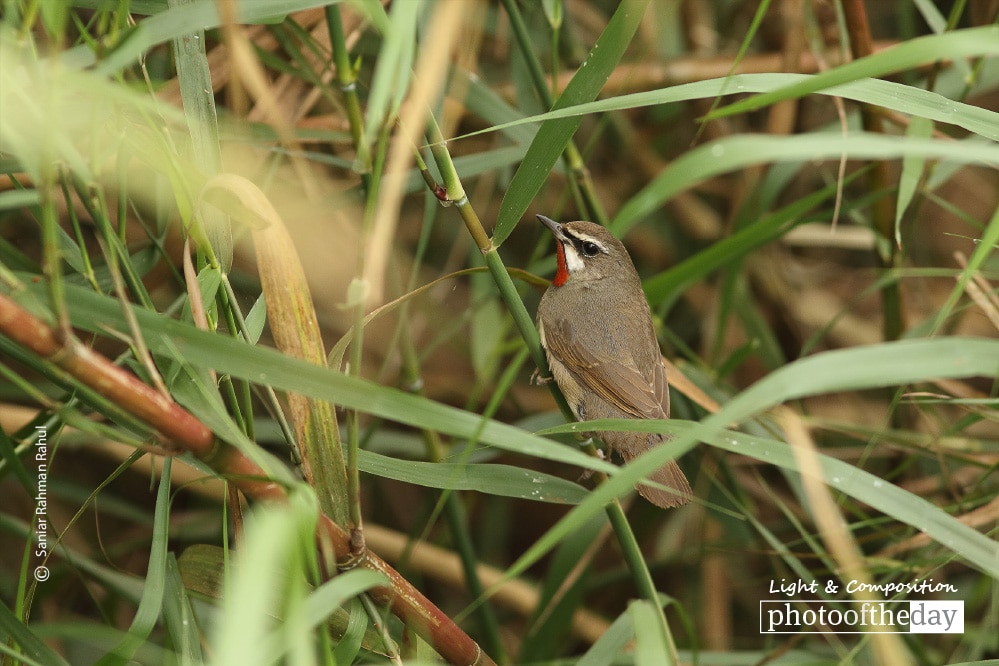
xmin=544 ymin=317 xmax=668 ymax=419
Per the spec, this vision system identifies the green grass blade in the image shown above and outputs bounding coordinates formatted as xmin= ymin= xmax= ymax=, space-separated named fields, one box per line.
xmin=704 ymin=26 xmax=999 ymax=119
xmin=895 ymin=116 xmax=934 ymax=246
xmin=913 ymin=0 xmax=947 ymax=33
xmin=613 ymin=133 xmax=999 ymax=235
xmin=497 ymin=336 xmax=999 ymax=603
xmin=0 ymin=425 xmax=35 ymax=494
xmin=520 ymin=511 xmax=604 ymax=661
xmin=453 ymin=67 xmax=538 ymax=146
xmin=630 ymin=599 xmax=674 ymax=666
xmin=10 ymin=281 xmax=618 ymax=477
xmin=576 ymin=609 xmax=634 ymax=666
xmin=456 ymin=72 xmax=999 ymax=143
xmin=0 ymin=189 xmax=41 ymax=211
xmin=95 ymin=457 xmax=173 ymax=666
xmin=358 ymin=449 xmax=588 ymax=504
xmin=31 ymin=283 xmax=999 ymax=577
xmin=534 ymin=337 xmax=999 ymax=579
xmin=361 ymin=0 xmax=418 ymax=150
xmin=0 ymin=602 xmax=72 ymax=666
xmin=12 ymin=622 xmax=176 ymax=665
xmin=212 ymin=490 xmax=318 ymax=666
xmin=80 ymin=0 xmax=343 ymax=75
xmin=492 ymin=0 xmax=650 ymax=245
xmin=641 ymin=170 xmax=861 ymax=303
xmin=699 ymin=426 xmax=999 ymax=577
xmin=300 ymin=569 xmax=387 ymax=636
xmin=933 ymin=203 xmax=999 ymax=334
xmin=169 ymin=0 xmax=231 ymax=270
xmin=162 ymin=552 xmax=204 ymax=664
xmin=0 ymin=513 xmax=147 ymax=605
xmin=552 ymin=415 xmax=999 ymax=576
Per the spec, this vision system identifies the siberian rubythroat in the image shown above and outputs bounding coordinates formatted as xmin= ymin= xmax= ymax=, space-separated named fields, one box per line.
xmin=535 ymin=215 xmax=691 ymax=509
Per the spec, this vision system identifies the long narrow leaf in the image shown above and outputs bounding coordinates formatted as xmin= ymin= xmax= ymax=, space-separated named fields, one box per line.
xmin=358 ymin=449 xmax=588 ymax=503
xmin=0 ymin=602 xmax=71 ymax=666
xmin=95 ymin=458 xmax=173 ymax=666
xmin=169 ymin=0 xmax=231 ymax=269
xmin=73 ymin=1 xmax=367 ymax=75
xmin=642 ymin=170 xmax=862 ymax=302
xmin=492 ymin=0 xmax=650 ymax=245
xmin=503 ymin=337 xmax=999 ymax=595
xmin=456 ymin=72 xmax=999 ymax=143
xmin=705 ymin=26 xmax=999 ymax=119
xmin=613 ymin=133 xmax=999 ymax=236
xmin=8 ymin=282 xmax=618 ymax=477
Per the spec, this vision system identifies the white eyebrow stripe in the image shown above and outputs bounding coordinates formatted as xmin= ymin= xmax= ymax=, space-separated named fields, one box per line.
xmin=569 ymin=232 xmax=610 ymax=254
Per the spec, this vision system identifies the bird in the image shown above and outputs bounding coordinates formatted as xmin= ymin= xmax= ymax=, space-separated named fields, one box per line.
xmin=535 ymin=214 xmax=691 ymax=509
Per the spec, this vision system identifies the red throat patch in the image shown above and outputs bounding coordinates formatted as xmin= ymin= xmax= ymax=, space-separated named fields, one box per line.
xmin=553 ymin=242 xmax=569 ymax=286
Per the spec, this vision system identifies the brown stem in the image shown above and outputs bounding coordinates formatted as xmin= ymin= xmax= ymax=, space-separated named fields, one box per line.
xmin=498 ymin=41 xmax=899 ymax=98
xmin=841 ymin=0 xmax=903 ymax=343
xmin=0 ymin=295 xmax=214 ymax=450
xmin=0 ymin=292 xmax=495 ymax=666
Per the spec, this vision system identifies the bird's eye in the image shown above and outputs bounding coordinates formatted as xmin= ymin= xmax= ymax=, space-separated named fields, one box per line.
xmin=581 ymin=241 xmax=601 ymax=257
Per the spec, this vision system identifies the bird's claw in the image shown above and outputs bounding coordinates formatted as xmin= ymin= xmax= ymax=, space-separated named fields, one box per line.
xmin=578 ymin=440 xmax=603 ymax=481
xmin=531 ymin=369 xmax=553 ymax=385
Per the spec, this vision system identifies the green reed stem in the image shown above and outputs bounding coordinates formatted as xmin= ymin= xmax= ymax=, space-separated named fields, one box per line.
xmin=425 ymin=113 xmax=675 ymax=652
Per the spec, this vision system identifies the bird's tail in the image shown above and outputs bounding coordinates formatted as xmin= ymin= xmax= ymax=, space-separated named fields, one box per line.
xmin=619 ymin=450 xmax=692 ymax=509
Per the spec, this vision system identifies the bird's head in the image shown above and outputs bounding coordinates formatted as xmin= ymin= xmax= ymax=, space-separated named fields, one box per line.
xmin=538 ymin=214 xmax=631 ymax=286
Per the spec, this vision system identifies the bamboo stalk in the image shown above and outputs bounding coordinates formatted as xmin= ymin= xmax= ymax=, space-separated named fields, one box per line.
xmin=0 ymin=292 xmax=496 ymax=666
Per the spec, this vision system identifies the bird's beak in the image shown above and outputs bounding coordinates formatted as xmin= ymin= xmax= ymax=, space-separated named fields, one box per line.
xmin=537 ymin=214 xmax=569 ymax=242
